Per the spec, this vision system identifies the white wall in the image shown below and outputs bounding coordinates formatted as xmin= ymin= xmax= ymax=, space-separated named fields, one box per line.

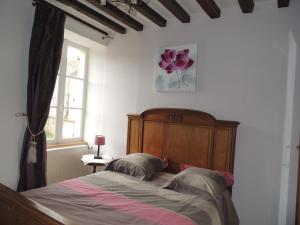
xmin=84 ymin=45 xmax=107 ymax=146
xmin=286 ymin=35 xmax=300 ymax=225
xmin=1 ymin=1 xmax=300 ymax=225
xmin=278 ymin=31 xmax=298 ymax=225
xmin=100 ymin=32 xmax=141 ymax=158
xmin=47 ymin=146 xmax=90 ymax=185
xmin=100 ymin=2 xmax=300 ymax=225
xmin=0 ymin=0 xmax=34 ymax=189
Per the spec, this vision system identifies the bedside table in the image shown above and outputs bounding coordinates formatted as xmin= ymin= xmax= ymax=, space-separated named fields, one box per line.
xmin=81 ymin=154 xmax=113 ymax=173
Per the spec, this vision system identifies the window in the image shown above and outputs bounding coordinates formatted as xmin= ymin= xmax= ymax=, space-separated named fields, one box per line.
xmin=45 ymin=40 xmax=88 ymax=144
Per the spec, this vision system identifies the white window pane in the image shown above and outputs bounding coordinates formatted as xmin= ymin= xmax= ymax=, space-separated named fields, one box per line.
xmin=50 ymin=76 xmax=59 ymax=107
xmin=45 ymin=108 xmax=56 ymax=141
xmin=64 ymin=78 xmax=84 ymax=108
xmin=62 ymin=109 xmax=82 ymax=139
xmin=66 ymin=46 xmax=85 ymax=79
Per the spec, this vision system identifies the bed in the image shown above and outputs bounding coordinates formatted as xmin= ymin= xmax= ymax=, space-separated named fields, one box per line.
xmin=0 ymin=108 xmax=239 ymax=225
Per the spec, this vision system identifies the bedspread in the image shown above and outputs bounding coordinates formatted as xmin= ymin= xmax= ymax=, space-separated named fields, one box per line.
xmin=23 ymin=171 xmax=238 ymax=225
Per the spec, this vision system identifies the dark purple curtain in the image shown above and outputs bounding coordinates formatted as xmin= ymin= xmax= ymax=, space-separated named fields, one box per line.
xmin=17 ymin=2 xmax=66 ymax=192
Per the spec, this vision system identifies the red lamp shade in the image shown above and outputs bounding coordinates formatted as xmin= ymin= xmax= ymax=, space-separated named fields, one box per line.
xmin=95 ymin=135 xmax=105 ymax=146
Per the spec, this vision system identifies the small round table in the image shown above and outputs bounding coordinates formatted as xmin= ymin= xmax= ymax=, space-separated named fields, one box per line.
xmin=81 ymin=154 xmax=112 ymax=173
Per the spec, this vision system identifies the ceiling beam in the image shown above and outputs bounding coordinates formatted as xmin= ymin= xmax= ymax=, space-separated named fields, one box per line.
xmin=195 ymin=0 xmax=220 ymax=19
xmin=85 ymin=0 xmax=143 ymax=31
xmin=37 ymin=0 xmax=109 ymax=36
xmin=158 ymin=0 xmax=190 ymax=23
xmin=237 ymin=0 xmax=254 ymax=13
xmin=278 ymin=0 xmax=290 ymax=8
xmin=132 ymin=0 xmax=167 ymax=27
xmin=56 ymin=0 xmax=127 ymax=34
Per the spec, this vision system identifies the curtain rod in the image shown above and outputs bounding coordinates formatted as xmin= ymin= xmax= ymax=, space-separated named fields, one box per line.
xmin=32 ymin=0 xmax=112 ymax=39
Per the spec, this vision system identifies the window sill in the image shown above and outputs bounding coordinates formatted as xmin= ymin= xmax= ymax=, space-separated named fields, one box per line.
xmin=47 ymin=141 xmax=88 ymax=151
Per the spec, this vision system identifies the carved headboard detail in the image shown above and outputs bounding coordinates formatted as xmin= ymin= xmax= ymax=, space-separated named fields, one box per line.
xmin=127 ymin=108 xmax=239 ymax=174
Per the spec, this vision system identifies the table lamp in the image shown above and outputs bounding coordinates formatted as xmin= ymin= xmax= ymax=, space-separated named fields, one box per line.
xmin=94 ymin=135 xmax=105 ymax=159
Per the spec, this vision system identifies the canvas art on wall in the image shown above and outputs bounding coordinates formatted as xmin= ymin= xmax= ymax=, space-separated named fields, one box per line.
xmin=154 ymin=44 xmax=197 ymax=92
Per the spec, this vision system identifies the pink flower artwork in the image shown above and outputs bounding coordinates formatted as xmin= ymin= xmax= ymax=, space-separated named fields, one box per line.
xmin=155 ymin=44 xmax=197 ymax=91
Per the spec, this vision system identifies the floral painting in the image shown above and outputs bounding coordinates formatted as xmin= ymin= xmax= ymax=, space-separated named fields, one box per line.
xmin=154 ymin=44 xmax=197 ymax=92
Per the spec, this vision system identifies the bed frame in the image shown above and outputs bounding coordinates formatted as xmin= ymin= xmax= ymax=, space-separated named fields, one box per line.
xmin=127 ymin=108 xmax=239 ymax=174
xmin=0 ymin=108 xmax=239 ymax=225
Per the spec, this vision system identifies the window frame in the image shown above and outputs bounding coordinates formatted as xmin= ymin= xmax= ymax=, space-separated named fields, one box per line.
xmin=47 ymin=39 xmax=89 ymax=145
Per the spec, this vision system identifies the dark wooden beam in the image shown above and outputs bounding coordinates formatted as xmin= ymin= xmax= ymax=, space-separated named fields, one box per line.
xmin=56 ymin=0 xmax=126 ymax=34
xmin=278 ymin=0 xmax=290 ymax=8
xmin=132 ymin=0 xmax=167 ymax=27
xmin=158 ymin=0 xmax=190 ymax=23
xmin=37 ymin=0 xmax=109 ymax=36
xmin=195 ymin=0 xmax=220 ymax=19
xmin=237 ymin=0 xmax=254 ymax=13
xmin=85 ymin=0 xmax=143 ymax=31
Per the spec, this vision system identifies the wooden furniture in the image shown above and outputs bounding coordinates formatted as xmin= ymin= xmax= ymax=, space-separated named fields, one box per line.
xmin=81 ymin=154 xmax=112 ymax=173
xmin=88 ymin=162 xmax=105 ymax=173
xmin=127 ymin=108 xmax=239 ymax=174
xmin=0 ymin=183 xmax=75 ymax=225
xmin=0 ymin=108 xmax=239 ymax=225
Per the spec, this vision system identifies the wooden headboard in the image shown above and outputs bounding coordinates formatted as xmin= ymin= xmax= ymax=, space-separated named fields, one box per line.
xmin=127 ymin=108 xmax=239 ymax=174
